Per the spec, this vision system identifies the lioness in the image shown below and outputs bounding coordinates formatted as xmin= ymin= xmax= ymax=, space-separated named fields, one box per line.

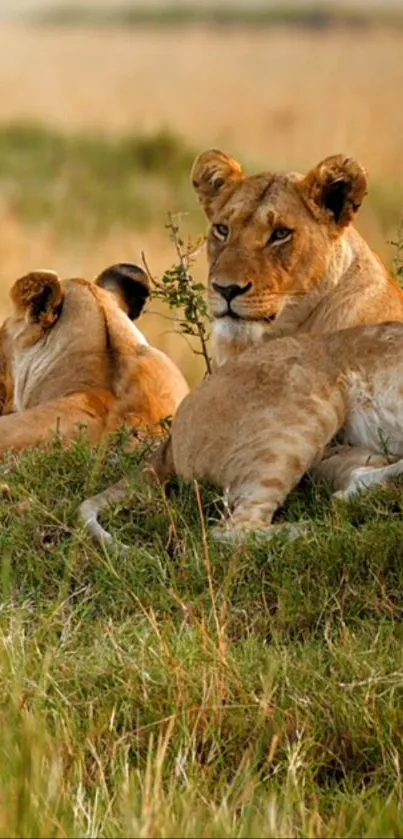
xmin=79 ymin=151 xmax=403 ymax=546
xmin=0 ymin=264 xmax=189 ymax=454
xmin=82 ymin=322 xmax=403 ymax=545
xmin=191 ymin=149 xmax=403 ymax=366
xmin=191 ymin=148 xmax=403 ymax=489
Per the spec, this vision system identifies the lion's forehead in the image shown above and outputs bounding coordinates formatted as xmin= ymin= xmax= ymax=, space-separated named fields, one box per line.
xmin=221 ymin=172 xmax=305 ymax=227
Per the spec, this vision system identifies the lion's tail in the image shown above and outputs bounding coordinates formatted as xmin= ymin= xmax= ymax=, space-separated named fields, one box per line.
xmin=78 ymin=437 xmax=175 ymax=553
xmin=78 ymin=477 xmax=131 ymax=553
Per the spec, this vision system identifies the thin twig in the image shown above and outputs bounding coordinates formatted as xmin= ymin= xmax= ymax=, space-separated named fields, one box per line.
xmin=142 ymin=215 xmax=212 ymax=375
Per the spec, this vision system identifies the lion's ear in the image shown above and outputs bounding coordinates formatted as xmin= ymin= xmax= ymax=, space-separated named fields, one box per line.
xmin=300 ymin=154 xmax=368 ymax=228
xmin=95 ymin=263 xmax=150 ymax=320
xmin=10 ymin=270 xmax=64 ymax=327
xmin=191 ymin=149 xmax=245 ymax=219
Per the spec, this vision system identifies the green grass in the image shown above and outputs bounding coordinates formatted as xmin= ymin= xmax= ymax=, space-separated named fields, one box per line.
xmin=32 ymin=3 xmax=403 ymax=31
xmin=1 ymin=432 xmax=403 ymax=836
xmin=0 ymin=122 xmax=402 ymax=247
xmin=0 ymin=123 xmax=198 ymax=237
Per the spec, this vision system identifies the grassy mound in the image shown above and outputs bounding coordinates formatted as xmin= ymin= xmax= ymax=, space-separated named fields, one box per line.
xmin=1 ymin=433 xmax=403 ymax=836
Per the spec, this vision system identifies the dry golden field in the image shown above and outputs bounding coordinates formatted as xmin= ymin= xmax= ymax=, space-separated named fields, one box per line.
xmin=0 ymin=20 xmax=402 ymax=379
xmin=3 ymin=14 xmax=403 ymax=839
xmin=1 ymin=25 xmax=402 ymax=173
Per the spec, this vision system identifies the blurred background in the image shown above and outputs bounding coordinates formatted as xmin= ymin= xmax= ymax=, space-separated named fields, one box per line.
xmin=0 ymin=0 xmax=402 ymax=382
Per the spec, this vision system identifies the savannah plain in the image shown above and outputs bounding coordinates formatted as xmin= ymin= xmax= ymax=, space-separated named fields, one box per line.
xmin=1 ymin=5 xmax=403 ymax=838
xmin=1 ymin=10 xmax=403 ymax=378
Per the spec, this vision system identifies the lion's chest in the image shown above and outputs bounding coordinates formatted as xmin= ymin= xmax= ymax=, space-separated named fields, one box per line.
xmin=344 ymin=370 xmax=403 ymax=457
xmin=213 ymin=319 xmax=268 ymax=367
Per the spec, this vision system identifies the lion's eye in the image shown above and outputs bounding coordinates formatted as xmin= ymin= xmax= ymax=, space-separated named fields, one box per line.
xmin=268 ymin=227 xmax=293 ymax=245
xmin=212 ymin=223 xmax=229 ymax=241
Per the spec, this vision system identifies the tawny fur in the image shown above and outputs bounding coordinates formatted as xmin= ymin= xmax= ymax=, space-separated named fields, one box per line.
xmin=162 ymin=323 xmax=403 ymax=541
xmin=81 ymin=322 xmax=403 ymax=547
xmin=79 ymin=151 xmax=403 ymax=547
xmin=191 ymin=149 xmax=403 ymax=368
xmin=192 ymin=148 xmax=403 ymax=491
xmin=0 ymin=265 xmax=189 ymax=455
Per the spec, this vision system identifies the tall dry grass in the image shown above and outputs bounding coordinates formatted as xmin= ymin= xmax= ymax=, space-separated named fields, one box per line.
xmin=0 ymin=25 xmax=402 ymax=180
xmin=0 ymin=22 xmax=401 ymax=379
xmin=1 ymin=21 xmax=403 ymax=835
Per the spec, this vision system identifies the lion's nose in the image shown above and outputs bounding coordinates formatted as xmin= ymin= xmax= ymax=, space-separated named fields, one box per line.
xmin=212 ymin=281 xmax=252 ymax=302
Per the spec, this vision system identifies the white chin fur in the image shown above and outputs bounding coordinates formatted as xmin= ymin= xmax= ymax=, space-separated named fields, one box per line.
xmin=213 ymin=317 xmax=267 ymax=344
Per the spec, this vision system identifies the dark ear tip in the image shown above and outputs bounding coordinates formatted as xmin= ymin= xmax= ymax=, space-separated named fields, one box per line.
xmin=10 ymin=270 xmax=61 ymax=312
xmin=95 ymin=262 xmax=151 ymax=320
xmin=97 ymin=262 xmax=150 ymax=293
